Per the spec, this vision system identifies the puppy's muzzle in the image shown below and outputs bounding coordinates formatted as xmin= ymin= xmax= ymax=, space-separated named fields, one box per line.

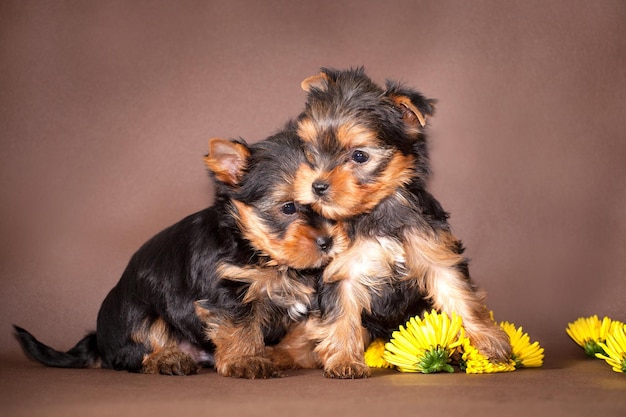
xmin=316 ymin=235 xmax=333 ymax=253
xmin=312 ymin=180 xmax=330 ymax=196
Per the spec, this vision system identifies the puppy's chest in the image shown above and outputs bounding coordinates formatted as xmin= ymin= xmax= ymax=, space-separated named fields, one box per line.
xmin=217 ymin=263 xmax=316 ymax=321
xmin=324 ymin=235 xmax=408 ymax=286
xmin=244 ymin=269 xmax=316 ymax=321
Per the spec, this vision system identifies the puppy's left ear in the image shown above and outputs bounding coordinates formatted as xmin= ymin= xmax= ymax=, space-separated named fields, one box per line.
xmin=301 ymin=72 xmax=331 ymax=92
xmin=386 ymin=83 xmax=437 ymax=128
xmin=203 ymin=137 xmax=250 ymax=187
xmin=392 ymin=95 xmax=437 ymax=128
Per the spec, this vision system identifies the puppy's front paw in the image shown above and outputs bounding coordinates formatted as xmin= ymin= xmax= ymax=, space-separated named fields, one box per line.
xmin=471 ymin=324 xmax=512 ymax=363
xmin=323 ymin=361 xmax=371 ymax=379
xmin=218 ymin=356 xmax=284 ymax=379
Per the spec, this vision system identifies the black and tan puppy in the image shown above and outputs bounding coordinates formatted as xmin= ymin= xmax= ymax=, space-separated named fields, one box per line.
xmin=273 ymin=67 xmax=511 ymax=378
xmin=14 ymin=130 xmax=346 ymax=378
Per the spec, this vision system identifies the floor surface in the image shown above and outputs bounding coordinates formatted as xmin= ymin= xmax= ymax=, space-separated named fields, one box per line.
xmin=1 ymin=353 xmax=625 ymax=417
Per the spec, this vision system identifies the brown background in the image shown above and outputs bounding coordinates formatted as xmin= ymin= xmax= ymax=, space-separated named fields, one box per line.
xmin=1 ymin=1 xmax=625 ymax=415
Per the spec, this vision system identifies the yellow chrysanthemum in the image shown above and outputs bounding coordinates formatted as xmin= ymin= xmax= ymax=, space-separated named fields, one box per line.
xmin=364 ymin=338 xmax=394 ymax=368
xmin=566 ymin=315 xmax=622 ymax=357
xmin=500 ymin=321 xmax=544 ymax=368
xmin=458 ymin=337 xmax=516 ymax=374
xmin=383 ymin=310 xmax=464 ymax=373
xmin=596 ymin=323 xmax=626 ymax=374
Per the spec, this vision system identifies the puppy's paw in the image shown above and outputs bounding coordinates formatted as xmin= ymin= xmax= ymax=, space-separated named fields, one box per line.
xmin=323 ymin=361 xmax=371 ymax=379
xmin=218 ymin=356 xmax=284 ymax=379
xmin=267 ymin=345 xmax=319 ymax=370
xmin=471 ymin=324 xmax=512 ymax=363
xmin=142 ymin=350 xmax=201 ymax=376
xmin=266 ymin=347 xmax=299 ymax=370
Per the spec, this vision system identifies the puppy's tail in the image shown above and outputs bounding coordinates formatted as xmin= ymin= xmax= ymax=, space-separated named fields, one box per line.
xmin=13 ymin=325 xmax=100 ymax=368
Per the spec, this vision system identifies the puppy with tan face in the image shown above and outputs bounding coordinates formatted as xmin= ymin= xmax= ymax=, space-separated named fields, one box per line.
xmin=274 ymin=67 xmax=510 ymax=378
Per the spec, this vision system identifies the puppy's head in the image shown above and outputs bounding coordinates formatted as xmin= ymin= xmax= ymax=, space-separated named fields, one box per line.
xmin=204 ymin=132 xmax=347 ymax=269
xmin=295 ymin=67 xmax=437 ymax=220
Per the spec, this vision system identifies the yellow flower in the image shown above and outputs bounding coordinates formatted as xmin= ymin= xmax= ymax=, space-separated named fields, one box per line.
xmin=596 ymin=323 xmax=626 ymax=374
xmin=566 ymin=315 xmax=622 ymax=357
xmin=500 ymin=321 xmax=544 ymax=368
xmin=364 ymin=338 xmax=394 ymax=368
xmin=458 ymin=337 xmax=516 ymax=374
xmin=383 ymin=310 xmax=464 ymax=373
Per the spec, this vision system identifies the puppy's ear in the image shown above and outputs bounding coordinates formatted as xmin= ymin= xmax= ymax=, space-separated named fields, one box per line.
xmin=385 ymin=82 xmax=437 ymax=128
xmin=203 ymin=137 xmax=250 ymax=187
xmin=390 ymin=94 xmax=437 ymax=128
xmin=301 ymin=72 xmax=331 ymax=92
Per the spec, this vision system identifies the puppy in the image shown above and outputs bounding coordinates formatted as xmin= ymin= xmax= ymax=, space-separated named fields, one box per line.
xmin=14 ymin=130 xmax=346 ymax=378
xmin=274 ymin=67 xmax=511 ymax=378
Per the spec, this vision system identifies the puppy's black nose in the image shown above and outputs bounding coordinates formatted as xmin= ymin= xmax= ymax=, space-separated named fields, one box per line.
xmin=312 ymin=180 xmax=329 ymax=196
xmin=316 ymin=236 xmax=333 ymax=252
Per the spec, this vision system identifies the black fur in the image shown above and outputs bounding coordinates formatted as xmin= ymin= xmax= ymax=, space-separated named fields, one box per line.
xmin=14 ymin=326 xmax=99 ymax=368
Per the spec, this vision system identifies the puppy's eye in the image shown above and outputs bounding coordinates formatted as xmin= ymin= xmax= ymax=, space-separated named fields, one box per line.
xmin=281 ymin=202 xmax=297 ymax=215
xmin=351 ymin=150 xmax=369 ymax=164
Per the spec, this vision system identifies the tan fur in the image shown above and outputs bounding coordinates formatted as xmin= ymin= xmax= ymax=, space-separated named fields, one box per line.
xmin=272 ymin=236 xmax=404 ymax=378
xmin=270 ymin=315 xmax=372 ymax=379
xmin=141 ymin=348 xmax=200 ymax=375
xmin=296 ymin=116 xmax=322 ymax=145
xmin=313 ymin=280 xmax=371 ymax=378
xmin=203 ymin=138 xmax=250 ymax=186
xmin=295 ymin=116 xmax=418 ymax=220
xmin=231 ymin=200 xmax=348 ymax=269
xmin=403 ymin=229 xmax=511 ymax=360
xmin=267 ymin=320 xmax=321 ymax=370
xmin=132 ymin=318 xmax=200 ymax=375
xmin=217 ymin=263 xmax=315 ymax=322
xmin=335 ymin=121 xmax=378 ymax=149
xmin=194 ymin=301 xmax=280 ymax=378
xmin=389 ymin=94 xmax=428 ymax=127
xmin=301 ymin=72 xmax=330 ymax=92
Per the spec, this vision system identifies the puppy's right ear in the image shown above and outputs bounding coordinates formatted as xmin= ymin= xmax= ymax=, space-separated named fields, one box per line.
xmin=203 ymin=138 xmax=250 ymax=187
xmin=301 ymin=72 xmax=331 ymax=92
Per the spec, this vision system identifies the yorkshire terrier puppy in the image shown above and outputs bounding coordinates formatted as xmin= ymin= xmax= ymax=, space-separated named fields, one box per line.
xmin=14 ymin=130 xmax=346 ymax=378
xmin=274 ymin=67 xmax=511 ymax=378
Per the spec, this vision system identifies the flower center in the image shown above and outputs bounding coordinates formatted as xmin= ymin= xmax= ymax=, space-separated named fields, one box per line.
xmin=417 ymin=346 xmax=454 ymax=374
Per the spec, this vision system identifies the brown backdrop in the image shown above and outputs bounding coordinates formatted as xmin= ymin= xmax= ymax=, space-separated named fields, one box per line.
xmin=1 ymin=0 xmax=625 ymax=362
